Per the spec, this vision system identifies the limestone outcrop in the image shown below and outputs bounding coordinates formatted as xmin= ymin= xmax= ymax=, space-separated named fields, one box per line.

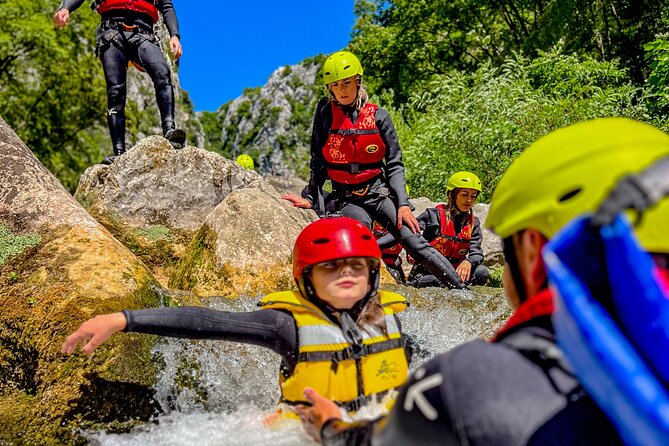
xmin=0 ymin=117 xmax=170 ymax=443
xmin=171 ymin=179 xmax=317 ymax=296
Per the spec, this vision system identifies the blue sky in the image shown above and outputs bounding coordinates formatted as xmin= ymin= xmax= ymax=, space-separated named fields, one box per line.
xmin=175 ymin=0 xmax=357 ymax=112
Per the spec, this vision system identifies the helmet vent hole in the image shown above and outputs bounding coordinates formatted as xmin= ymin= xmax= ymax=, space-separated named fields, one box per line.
xmin=312 ymin=238 xmax=330 ymax=245
xmin=361 ymin=235 xmax=372 ymax=240
xmin=344 ymin=64 xmax=351 ymax=70
xmin=558 ymin=188 xmax=582 ymax=202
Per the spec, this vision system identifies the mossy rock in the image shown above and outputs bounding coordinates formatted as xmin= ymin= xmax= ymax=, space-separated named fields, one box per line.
xmin=0 ymin=224 xmax=168 ymax=443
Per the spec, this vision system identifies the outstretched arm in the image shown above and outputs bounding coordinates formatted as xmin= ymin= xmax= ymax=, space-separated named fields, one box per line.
xmin=62 ymin=312 xmax=127 ymax=354
xmin=62 ymin=307 xmax=298 ymax=364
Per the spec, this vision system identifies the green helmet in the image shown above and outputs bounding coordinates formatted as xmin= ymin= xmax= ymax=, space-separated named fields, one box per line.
xmin=236 ymin=154 xmax=254 ymax=170
xmin=447 ymin=171 xmax=482 ymax=192
xmin=486 ymin=118 xmax=669 ymax=241
xmin=322 ymin=51 xmax=363 ymax=85
xmin=636 ymin=194 xmax=669 ymax=254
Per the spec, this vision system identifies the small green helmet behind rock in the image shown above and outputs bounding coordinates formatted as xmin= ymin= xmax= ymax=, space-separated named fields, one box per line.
xmin=486 ymin=118 xmax=669 ymax=240
xmin=447 ymin=171 xmax=482 ymax=192
xmin=323 ymin=51 xmax=363 ymax=85
xmin=236 ymin=154 xmax=254 ymax=170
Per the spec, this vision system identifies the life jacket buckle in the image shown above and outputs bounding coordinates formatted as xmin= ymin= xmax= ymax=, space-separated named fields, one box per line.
xmin=350 ymin=162 xmax=360 ymax=174
xmin=351 ymin=185 xmax=370 ymax=197
xmin=121 ymin=23 xmax=138 ymax=31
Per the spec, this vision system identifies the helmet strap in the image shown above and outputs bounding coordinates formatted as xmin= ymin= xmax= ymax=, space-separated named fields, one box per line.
xmin=503 ymin=234 xmax=528 ymax=304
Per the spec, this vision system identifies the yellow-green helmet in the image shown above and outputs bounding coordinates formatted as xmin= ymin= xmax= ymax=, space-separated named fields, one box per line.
xmin=486 ymin=118 xmax=669 ymax=242
xmin=636 ymin=195 xmax=669 ymax=254
xmin=322 ymin=51 xmax=363 ymax=85
xmin=447 ymin=171 xmax=482 ymax=192
xmin=236 ymin=154 xmax=254 ymax=170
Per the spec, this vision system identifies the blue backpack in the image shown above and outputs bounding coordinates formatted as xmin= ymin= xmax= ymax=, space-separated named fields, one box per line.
xmin=544 ymin=214 xmax=669 ymax=446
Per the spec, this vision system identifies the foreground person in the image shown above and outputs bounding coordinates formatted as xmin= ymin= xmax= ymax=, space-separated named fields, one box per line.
xmin=298 ymin=118 xmax=669 ymax=445
xmin=62 ymin=217 xmax=410 ymax=414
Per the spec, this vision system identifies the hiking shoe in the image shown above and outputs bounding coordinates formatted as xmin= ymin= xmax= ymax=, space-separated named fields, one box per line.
xmin=164 ymin=129 xmax=187 ymax=149
xmin=101 ymin=155 xmax=117 ymax=165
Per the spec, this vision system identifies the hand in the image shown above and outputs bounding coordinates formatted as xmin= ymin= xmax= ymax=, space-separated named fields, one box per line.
xmin=54 ymin=9 xmax=70 ymax=28
xmin=61 ymin=312 xmax=127 ymax=355
xmin=296 ymin=388 xmax=343 ymax=443
xmin=456 ymin=260 xmax=472 ymax=283
xmin=169 ymin=36 xmax=183 ymax=61
xmin=397 ymin=205 xmax=419 ymax=233
xmin=282 ymin=193 xmax=313 ymax=209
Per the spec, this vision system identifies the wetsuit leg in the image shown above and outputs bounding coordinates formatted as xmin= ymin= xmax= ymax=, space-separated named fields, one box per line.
xmin=340 ymin=202 xmax=373 ymax=230
xmin=361 ymin=195 xmax=465 ymax=289
xmin=100 ymin=44 xmax=128 ymax=156
xmin=133 ymin=36 xmax=176 ymax=135
xmin=468 ymin=264 xmax=490 ymax=286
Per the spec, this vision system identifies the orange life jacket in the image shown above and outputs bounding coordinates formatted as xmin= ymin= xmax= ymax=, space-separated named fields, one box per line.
xmin=429 ymin=204 xmax=473 ymax=265
xmin=323 ymin=102 xmax=386 ymax=185
xmin=93 ymin=0 xmax=160 ymax=24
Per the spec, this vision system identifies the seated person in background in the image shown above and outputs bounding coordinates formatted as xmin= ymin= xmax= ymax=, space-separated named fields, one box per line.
xmin=379 ymin=171 xmax=488 ymax=288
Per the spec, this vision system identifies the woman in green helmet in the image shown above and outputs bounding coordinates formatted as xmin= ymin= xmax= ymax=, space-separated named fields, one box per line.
xmin=402 ymin=171 xmax=489 ymax=287
xmin=282 ymin=50 xmax=464 ymax=289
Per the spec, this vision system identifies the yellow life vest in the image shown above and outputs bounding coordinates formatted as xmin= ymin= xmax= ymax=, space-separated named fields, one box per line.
xmin=258 ymin=290 xmax=409 ymax=412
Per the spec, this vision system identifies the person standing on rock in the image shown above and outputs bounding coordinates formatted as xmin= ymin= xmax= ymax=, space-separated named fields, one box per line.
xmin=62 ymin=217 xmax=411 ymax=419
xmin=54 ymin=0 xmax=187 ymax=165
xmin=282 ymin=50 xmax=465 ymax=289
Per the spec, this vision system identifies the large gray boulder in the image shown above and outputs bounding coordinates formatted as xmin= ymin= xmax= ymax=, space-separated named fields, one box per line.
xmin=172 ymin=179 xmax=317 ymax=296
xmin=76 ymin=136 xmax=261 ymax=232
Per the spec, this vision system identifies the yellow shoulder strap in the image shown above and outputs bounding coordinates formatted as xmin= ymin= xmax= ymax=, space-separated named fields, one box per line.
xmin=378 ymin=290 xmax=409 ymax=314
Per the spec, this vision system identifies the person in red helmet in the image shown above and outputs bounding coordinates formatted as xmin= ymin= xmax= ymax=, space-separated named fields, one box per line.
xmin=61 ymin=217 xmax=410 ymax=414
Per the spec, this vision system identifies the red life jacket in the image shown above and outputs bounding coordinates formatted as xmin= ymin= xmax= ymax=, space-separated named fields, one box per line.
xmin=323 ymin=102 xmax=386 ymax=185
xmin=429 ymin=204 xmax=473 ymax=265
xmin=93 ymin=0 xmax=160 ymax=24
xmin=373 ymin=221 xmax=402 ymax=266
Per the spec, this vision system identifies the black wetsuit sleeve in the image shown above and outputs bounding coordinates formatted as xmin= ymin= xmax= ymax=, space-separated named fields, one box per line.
xmin=418 ymin=208 xmax=441 ymax=241
xmin=466 ymin=216 xmax=484 ymax=268
xmin=376 ymin=108 xmax=410 ymax=209
xmin=305 ymin=97 xmax=331 ymax=215
xmin=123 ymin=307 xmax=297 ymax=365
xmin=321 ymin=355 xmax=460 ymax=446
xmin=157 ymin=0 xmax=180 ymax=38
xmin=60 ymin=0 xmax=86 ymax=12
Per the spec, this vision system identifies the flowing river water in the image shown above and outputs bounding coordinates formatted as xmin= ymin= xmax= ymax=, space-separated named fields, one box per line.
xmin=84 ymin=284 xmax=510 ymax=445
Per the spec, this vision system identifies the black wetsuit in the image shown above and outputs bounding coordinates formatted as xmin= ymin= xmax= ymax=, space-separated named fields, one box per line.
xmin=60 ymin=0 xmax=181 ymax=156
xmin=319 ymin=289 xmax=623 ymax=446
xmin=304 ymin=98 xmax=465 ymax=289
xmin=123 ymin=304 xmax=408 ymax=378
xmin=395 ymin=207 xmax=489 ymax=287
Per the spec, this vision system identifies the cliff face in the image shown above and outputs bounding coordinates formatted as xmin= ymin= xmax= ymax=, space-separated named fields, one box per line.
xmin=210 ymin=56 xmax=326 ymax=178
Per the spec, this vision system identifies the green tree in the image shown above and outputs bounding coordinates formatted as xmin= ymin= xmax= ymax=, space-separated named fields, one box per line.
xmin=395 ymin=51 xmax=648 ymax=201
xmin=0 ymin=0 xmax=108 ymax=190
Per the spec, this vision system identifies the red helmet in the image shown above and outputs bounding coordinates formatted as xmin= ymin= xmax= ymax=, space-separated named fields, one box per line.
xmin=293 ymin=217 xmax=382 ymax=299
